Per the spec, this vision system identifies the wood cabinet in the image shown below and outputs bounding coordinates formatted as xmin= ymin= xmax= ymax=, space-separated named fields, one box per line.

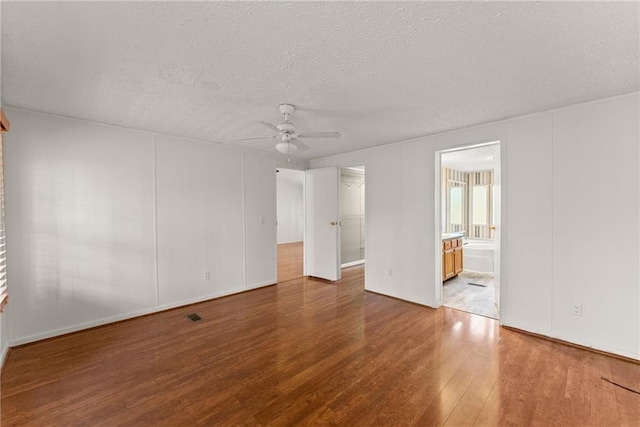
xmin=454 ymin=244 xmax=463 ymax=275
xmin=442 ymin=238 xmax=463 ymax=281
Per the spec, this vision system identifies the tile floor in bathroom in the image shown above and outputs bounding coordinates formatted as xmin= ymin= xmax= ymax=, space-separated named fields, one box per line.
xmin=443 ymin=271 xmax=499 ymax=319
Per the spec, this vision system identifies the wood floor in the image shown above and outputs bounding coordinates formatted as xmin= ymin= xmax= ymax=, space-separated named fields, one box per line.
xmin=2 ymin=266 xmax=639 ymax=426
xmin=277 ymin=241 xmax=303 ymax=283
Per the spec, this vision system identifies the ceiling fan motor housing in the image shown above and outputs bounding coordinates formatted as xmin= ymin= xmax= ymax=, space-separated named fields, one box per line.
xmin=277 ymin=122 xmax=296 ymax=133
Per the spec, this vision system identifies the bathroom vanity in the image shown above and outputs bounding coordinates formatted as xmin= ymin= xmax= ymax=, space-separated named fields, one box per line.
xmin=442 ymin=234 xmax=464 ymax=281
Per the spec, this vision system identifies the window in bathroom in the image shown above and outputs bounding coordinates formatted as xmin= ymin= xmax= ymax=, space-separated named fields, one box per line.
xmin=450 ymin=186 xmax=463 ymax=225
xmin=472 ymin=185 xmax=488 ymax=225
xmin=446 ymin=179 xmax=466 ymax=233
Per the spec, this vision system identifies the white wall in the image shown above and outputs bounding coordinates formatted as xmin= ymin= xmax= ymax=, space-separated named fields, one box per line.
xmin=276 ymin=169 xmax=304 ymax=244
xmin=0 ymin=305 xmax=7 ymax=367
xmin=243 ymin=151 xmax=277 ymax=286
xmin=0 ymin=296 xmax=7 ymax=368
xmin=0 ymin=4 xmax=9 ymax=368
xmin=313 ymin=142 xmax=435 ymax=304
xmin=4 ymin=108 xmax=277 ymax=345
xmin=551 ymin=96 xmax=638 ymax=357
xmin=311 ymin=93 xmax=640 ymax=360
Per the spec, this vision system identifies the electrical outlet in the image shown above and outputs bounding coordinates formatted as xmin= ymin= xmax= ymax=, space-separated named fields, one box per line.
xmin=388 ymin=269 xmax=394 ymax=277
xmin=203 ymin=271 xmax=211 ymax=280
xmin=571 ymin=304 xmax=582 ymax=316
xmin=260 ymin=217 xmax=265 ymax=224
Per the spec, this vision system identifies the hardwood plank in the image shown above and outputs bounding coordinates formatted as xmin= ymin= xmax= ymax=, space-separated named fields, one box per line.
xmin=2 ymin=265 xmax=639 ymax=426
xmin=609 ymin=357 xmax=640 ymax=426
xmin=277 ymin=241 xmax=303 ymax=283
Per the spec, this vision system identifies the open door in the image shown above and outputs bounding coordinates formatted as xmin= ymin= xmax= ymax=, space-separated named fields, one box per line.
xmin=305 ymin=167 xmax=341 ymax=281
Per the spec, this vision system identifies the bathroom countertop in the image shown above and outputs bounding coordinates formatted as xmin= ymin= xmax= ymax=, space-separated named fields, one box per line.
xmin=442 ymin=232 xmax=465 ymax=241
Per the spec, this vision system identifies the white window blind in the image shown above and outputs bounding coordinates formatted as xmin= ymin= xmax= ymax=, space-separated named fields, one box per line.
xmin=0 ymin=133 xmax=6 ymax=313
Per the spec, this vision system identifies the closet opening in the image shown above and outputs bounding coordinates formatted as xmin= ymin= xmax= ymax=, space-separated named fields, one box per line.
xmin=340 ymin=166 xmax=365 ymax=268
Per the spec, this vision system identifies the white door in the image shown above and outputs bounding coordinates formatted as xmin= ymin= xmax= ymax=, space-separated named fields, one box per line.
xmin=305 ymin=167 xmax=341 ymax=281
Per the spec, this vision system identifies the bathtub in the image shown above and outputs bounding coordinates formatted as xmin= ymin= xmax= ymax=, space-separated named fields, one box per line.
xmin=462 ymin=239 xmax=495 ymax=274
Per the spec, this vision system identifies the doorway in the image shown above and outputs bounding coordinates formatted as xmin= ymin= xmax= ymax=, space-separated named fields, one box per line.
xmin=304 ymin=166 xmax=364 ymax=282
xmin=438 ymin=143 xmax=501 ymax=319
xmin=276 ymin=168 xmax=305 ymax=282
xmin=340 ymin=166 xmax=365 ymax=267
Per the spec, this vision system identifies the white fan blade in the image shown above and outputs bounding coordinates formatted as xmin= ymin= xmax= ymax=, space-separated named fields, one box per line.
xmin=298 ymin=131 xmax=340 ymax=138
xmin=238 ymin=135 xmax=277 ymax=141
xmin=259 ymin=121 xmax=281 ymax=133
xmin=293 ymin=140 xmax=310 ymax=151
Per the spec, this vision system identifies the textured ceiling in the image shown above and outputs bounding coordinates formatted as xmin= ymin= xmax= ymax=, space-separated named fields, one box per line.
xmin=2 ymin=1 xmax=638 ymax=160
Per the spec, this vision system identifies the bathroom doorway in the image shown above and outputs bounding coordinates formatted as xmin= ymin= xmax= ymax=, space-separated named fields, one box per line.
xmin=340 ymin=166 xmax=365 ymax=267
xmin=438 ymin=143 xmax=501 ymax=319
xmin=276 ymin=168 xmax=305 ymax=282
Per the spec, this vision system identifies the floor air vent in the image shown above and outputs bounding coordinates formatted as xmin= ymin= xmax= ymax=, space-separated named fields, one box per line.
xmin=186 ymin=313 xmax=203 ymax=322
xmin=467 ymin=282 xmax=487 ymax=287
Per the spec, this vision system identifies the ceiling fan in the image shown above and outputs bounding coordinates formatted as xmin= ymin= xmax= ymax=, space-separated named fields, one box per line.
xmin=240 ymin=104 xmax=340 ymax=155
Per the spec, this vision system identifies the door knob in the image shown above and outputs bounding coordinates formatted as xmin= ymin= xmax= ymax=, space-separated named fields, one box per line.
xmin=330 ymin=221 xmax=337 ymax=226
xmin=490 ymin=225 xmax=496 ymax=230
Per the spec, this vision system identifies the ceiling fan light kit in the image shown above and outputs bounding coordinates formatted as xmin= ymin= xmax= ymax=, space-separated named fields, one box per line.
xmin=275 ymin=141 xmax=297 ymax=155
xmin=239 ymin=103 xmax=340 ymax=157
xmin=276 ymin=132 xmax=298 ymax=156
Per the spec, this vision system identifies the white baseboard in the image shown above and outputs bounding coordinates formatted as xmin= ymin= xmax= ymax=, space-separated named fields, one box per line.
xmin=245 ymin=279 xmax=277 ymax=290
xmin=550 ymin=331 xmax=639 ymax=361
xmin=10 ymin=281 xmax=277 ymax=347
xmin=0 ymin=343 xmax=9 ymax=373
xmin=501 ymin=320 xmax=640 ymax=361
xmin=364 ymin=286 xmax=430 ymax=307
xmin=10 ymin=306 xmax=162 ymax=346
xmin=341 ymin=259 xmax=364 ymax=268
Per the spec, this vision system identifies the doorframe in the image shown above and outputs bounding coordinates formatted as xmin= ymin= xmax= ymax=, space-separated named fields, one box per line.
xmin=434 ymin=140 xmax=505 ymax=322
xmin=301 ymin=163 xmax=367 ymax=276
xmin=275 ymin=167 xmax=306 ymax=283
